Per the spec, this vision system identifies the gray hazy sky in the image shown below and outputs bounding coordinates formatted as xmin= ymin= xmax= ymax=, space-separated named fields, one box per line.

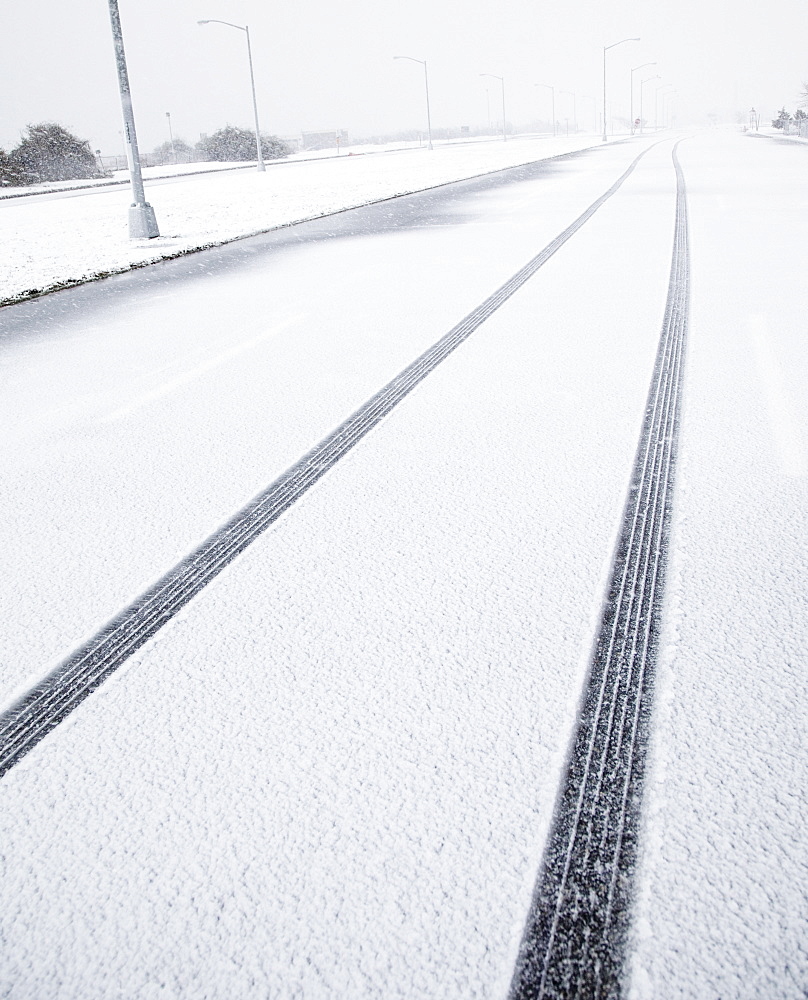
xmin=2 ymin=0 xmax=806 ymax=154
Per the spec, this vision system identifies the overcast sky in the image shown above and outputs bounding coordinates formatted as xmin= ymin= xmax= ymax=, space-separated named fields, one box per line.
xmin=2 ymin=0 xmax=806 ymax=154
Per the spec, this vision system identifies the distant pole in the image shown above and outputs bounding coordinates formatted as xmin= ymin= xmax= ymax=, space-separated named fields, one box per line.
xmin=602 ymin=37 xmax=640 ymax=142
xmin=582 ymin=95 xmax=597 ymax=132
xmin=165 ymin=112 xmax=176 ymax=163
xmin=535 ymin=84 xmax=556 ymax=136
xmin=662 ymin=91 xmax=676 ymax=128
xmin=393 ymin=56 xmax=433 ymax=150
xmin=423 ymin=61 xmax=434 ymax=150
xmin=107 ymin=0 xmax=159 ymax=238
xmin=561 ymin=90 xmax=577 ymax=133
xmin=198 ymin=20 xmax=266 ymax=171
xmin=639 ymin=75 xmax=660 ymax=134
xmin=655 ymin=84 xmax=673 ymax=130
xmin=244 ymin=26 xmax=266 ymax=169
xmin=481 ymin=74 xmax=506 ymax=140
xmin=630 ymin=62 xmax=656 ymax=134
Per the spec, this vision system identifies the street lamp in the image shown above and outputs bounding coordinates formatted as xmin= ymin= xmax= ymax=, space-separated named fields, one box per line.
xmin=582 ymin=95 xmax=597 ymax=133
xmin=393 ymin=56 xmax=433 ymax=150
xmin=639 ymin=75 xmax=660 ymax=134
xmin=602 ymin=37 xmax=640 ymax=142
xmin=106 ymin=0 xmax=159 ymax=238
xmin=630 ymin=62 xmax=656 ymax=134
xmin=662 ymin=90 xmax=677 ymax=129
xmin=560 ymin=90 xmax=577 ymax=134
xmin=165 ymin=111 xmax=176 ymax=164
xmin=535 ymin=83 xmax=556 ymax=136
xmin=655 ymin=83 xmax=674 ymax=130
xmin=198 ymin=19 xmax=265 ymax=171
xmin=481 ymin=74 xmax=506 ymax=140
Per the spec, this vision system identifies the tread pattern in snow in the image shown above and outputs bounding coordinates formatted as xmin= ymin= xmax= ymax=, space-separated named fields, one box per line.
xmin=508 ymin=140 xmax=690 ymax=1000
xmin=0 ymin=144 xmax=656 ymax=780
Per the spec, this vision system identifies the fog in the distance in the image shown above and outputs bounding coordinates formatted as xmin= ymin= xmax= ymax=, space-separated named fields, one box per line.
xmin=1 ymin=0 xmax=806 ymax=155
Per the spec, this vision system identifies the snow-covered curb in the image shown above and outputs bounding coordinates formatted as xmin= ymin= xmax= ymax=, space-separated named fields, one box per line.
xmin=1 ymin=135 xmax=633 ymax=307
xmin=0 ymin=160 xmax=262 ymax=200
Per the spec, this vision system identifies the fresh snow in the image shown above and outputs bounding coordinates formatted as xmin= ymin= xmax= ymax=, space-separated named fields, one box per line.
xmin=0 ymin=134 xmax=616 ymax=304
xmin=626 ymin=131 xmax=808 ymax=1000
xmin=0 ymin=130 xmax=805 ymax=999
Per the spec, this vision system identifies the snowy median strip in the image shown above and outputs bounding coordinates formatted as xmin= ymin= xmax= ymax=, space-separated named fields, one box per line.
xmin=0 ymin=135 xmax=630 ymax=307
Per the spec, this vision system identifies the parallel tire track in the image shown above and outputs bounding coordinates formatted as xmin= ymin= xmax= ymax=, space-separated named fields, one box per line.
xmin=0 ymin=143 xmax=657 ymax=780
xmin=508 ymin=139 xmax=690 ymax=1000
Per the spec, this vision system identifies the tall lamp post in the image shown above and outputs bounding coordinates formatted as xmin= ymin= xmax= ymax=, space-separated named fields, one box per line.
xmin=393 ymin=56 xmax=433 ymax=150
xmin=535 ymin=83 xmax=556 ymax=136
xmin=582 ymin=95 xmax=597 ymax=133
xmin=107 ymin=0 xmax=159 ymax=238
xmin=481 ymin=74 xmax=506 ymax=140
xmin=655 ymin=83 xmax=674 ymax=130
xmin=560 ymin=90 xmax=578 ymax=134
xmin=639 ymin=75 xmax=660 ymax=134
xmin=602 ymin=37 xmax=640 ymax=142
xmin=662 ymin=90 xmax=677 ymax=129
xmin=165 ymin=111 xmax=176 ymax=163
xmin=630 ymin=62 xmax=656 ymax=134
xmin=198 ymin=20 xmax=265 ymax=171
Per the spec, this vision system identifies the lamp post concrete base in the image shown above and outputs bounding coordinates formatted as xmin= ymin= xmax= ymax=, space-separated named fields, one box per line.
xmin=128 ymin=202 xmax=160 ymax=239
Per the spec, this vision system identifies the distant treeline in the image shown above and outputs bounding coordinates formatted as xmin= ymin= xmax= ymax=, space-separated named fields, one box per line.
xmin=152 ymin=125 xmax=291 ymax=166
xmin=0 ymin=122 xmax=292 ymax=187
xmin=771 ymin=106 xmax=807 ymax=132
xmin=766 ymin=83 xmax=808 ymax=134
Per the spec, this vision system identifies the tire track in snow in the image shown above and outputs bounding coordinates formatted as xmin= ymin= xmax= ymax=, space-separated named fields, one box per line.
xmin=508 ymin=140 xmax=690 ymax=1000
xmin=0 ymin=143 xmax=658 ymax=779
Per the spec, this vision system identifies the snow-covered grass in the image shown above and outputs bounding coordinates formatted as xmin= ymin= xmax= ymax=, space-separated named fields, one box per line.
xmin=747 ymin=124 xmax=808 ymax=144
xmin=0 ymin=131 xmax=596 ymax=200
xmin=0 ymin=133 xmax=625 ymax=305
xmin=0 ymin=157 xmax=259 ymax=199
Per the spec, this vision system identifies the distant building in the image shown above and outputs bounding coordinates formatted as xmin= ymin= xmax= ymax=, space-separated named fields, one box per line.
xmin=301 ymin=130 xmax=349 ymax=151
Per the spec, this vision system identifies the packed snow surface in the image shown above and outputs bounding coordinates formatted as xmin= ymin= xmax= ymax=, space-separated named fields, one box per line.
xmin=0 ymin=131 xmax=805 ymax=999
xmin=626 ymin=131 xmax=808 ymax=1000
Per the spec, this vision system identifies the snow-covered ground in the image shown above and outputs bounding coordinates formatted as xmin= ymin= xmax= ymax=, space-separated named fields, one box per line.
xmin=0 ymin=133 xmax=620 ymax=305
xmin=0 ymin=130 xmax=805 ymax=998
xmin=749 ymin=125 xmax=808 ymax=145
xmin=0 ymin=131 xmax=599 ymax=201
xmin=0 ymin=157 xmax=264 ymax=199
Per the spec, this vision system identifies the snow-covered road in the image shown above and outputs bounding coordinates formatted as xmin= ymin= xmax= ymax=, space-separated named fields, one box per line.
xmin=0 ymin=131 xmax=805 ymax=999
xmin=627 ymin=132 xmax=808 ymax=1000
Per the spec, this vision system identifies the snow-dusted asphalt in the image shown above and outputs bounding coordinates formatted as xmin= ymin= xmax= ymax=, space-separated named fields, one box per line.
xmin=0 ymin=131 xmax=805 ymax=999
